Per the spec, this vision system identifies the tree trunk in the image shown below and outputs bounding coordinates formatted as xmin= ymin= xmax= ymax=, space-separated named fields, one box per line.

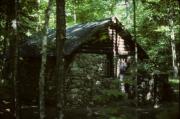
xmin=56 ymin=0 xmax=66 ymax=119
xmin=0 ymin=13 xmax=8 ymax=81
xmin=39 ymin=0 xmax=53 ymax=119
xmin=169 ymin=20 xmax=178 ymax=78
xmin=37 ymin=0 xmax=42 ymax=32
xmin=110 ymin=0 xmax=116 ymax=15
xmin=73 ymin=7 xmax=77 ymax=24
xmin=132 ymin=0 xmax=138 ymax=107
xmin=73 ymin=0 xmax=77 ymax=24
xmin=7 ymin=0 xmax=20 ymax=118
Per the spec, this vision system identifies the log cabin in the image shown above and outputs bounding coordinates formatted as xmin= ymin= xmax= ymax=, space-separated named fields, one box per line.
xmin=3 ymin=17 xmax=149 ymax=105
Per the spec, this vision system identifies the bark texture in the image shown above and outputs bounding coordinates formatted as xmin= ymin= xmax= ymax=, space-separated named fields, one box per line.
xmin=39 ymin=0 xmax=53 ymax=119
xmin=133 ymin=0 xmax=138 ymax=107
xmin=169 ymin=20 xmax=178 ymax=78
xmin=56 ymin=0 xmax=66 ymax=119
xmin=8 ymin=0 xmax=20 ymax=118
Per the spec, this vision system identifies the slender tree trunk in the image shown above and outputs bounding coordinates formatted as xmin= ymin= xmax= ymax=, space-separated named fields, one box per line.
xmin=169 ymin=20 xmax=178 ymax=78
xmin=39 ymin=0 xmax=53 ymax=119
xmin=37 ymin=0 xmax=42 ymax=32
xmin=132 ymin=0 xmax=138 ymax=64
xmin=0 ymin=15 xmax=8 ymax=81
xmin=56 ymin=0 xmax=66 ymax=119
xmin=73 ymin=7 xmax=77 ymax=24
xmin=125 ymin=0 xmax=129 ymax=18
xmin=8 ymin=0 xmax=20 ymax=118
xmin=132 ymin=0 xmax=138 ymax=107
xmin=73 ymin=0 xmax=77 ymax=24
xmin=110 ymin=0 xmax=116 ymax=15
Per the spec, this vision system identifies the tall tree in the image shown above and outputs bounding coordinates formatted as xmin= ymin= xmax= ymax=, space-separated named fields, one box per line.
xmin=56 ymin=0 xmax=66 ymax=119
xmin=169 ymin=20 xmax=178 ymax=78
xmin=7 ymin=0 xmax=20 ymax=118
xmin=38 ymin=0 xmax=53 ymax=119
xmin=167 ymin=1 xmax=179 ymax=78
xmin=132 ymin=0 xmax=139 ymax=107
xmin=0 ymin=0 xmax=8 ymax=82
xmin=72 ymin=0 xmax=77 ymax=24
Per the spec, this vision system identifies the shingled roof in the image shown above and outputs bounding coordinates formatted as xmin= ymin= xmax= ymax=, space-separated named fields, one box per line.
xmin=18 ymin=17 xmax=148 ymax=59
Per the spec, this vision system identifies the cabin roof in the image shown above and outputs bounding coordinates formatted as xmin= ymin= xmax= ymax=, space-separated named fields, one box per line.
xmin=18 ymin=17 xmax=148 ymax=59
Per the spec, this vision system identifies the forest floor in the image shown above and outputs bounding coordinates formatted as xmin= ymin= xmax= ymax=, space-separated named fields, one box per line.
xmin=0 ymin=79 xmax=179 ymax=119
xmin=0 ymin=95 xmax=179 ymax=119
xmin=1 ymin=99 xmax=178 ymax=119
